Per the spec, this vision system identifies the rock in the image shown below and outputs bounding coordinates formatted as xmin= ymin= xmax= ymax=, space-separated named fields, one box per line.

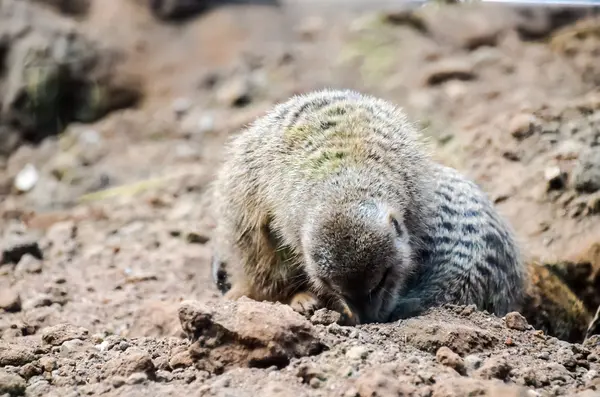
xmin=354 ymin=364 xmax=417 ymax=397
xmin=25 ymin=378 xmax=50 ymax=396
xmin=18 ymin=363 xmax=41 ymax=380
xmin=168 ymin=347 xmax=194 ymax=369
xmin=475 ymin=357 xmax=512 ymax=381
xmin=509 ymin=113 xmax=537 ymax=140
xmin=310 ymin=308 xmax=342 ymax=325
xmin=103 ymin=349 xmax=156 ymax=378
xmin=126 ymin=372 xmax=148 ymax=385
xmin=464 ymin=354 xmax=484 ymax=371
xmin=1 ymin=230 xmax=42 ymax=265
xmin=296 ymin=363 xmax=326 ymax=384
xmin=38 ymin=356 xmax=57 ymax=372
xmin=574 ymin=147 xmax=600 ymax=193
xmin=14 ymin=254 xmax=43 ymax=275
xmin=416 ymin=4 xmax=518 ymax=49
xmin=0 ymin=0 xmax=141 ymax=152
xmin=0 ymin=370 xmax=26 ymax=396
xmin=0 ymin=342 xmax=36 ymax=366
xmin=544 ymin=166 xmax=567 ymax=191
xmin=401 ymin=318 xmax=498 ymax=355
xmin=0 ymin=288 xmax=21 ymax=312
xmin=216 ymin=76 xmax=253 ymax=108
xmin=178 ymin=298 xmax=325 ymax=372
xmin=382 ymin=9 xmax=427 ymax=32
xmin=436 ymin=346 xmax=466 ymax=375
xmin=185 ymin=231 xmax=209 ymax=244
xmin=41 ymin=323 xmax=89 ymax=346
xmin=504 ymin=312 xmax=530 ymax=331
xmin=346 ymin=346 xmax=369 ymax=360
xmin=423 ymin=58 xmax=476 ymax=86
xmin=13 ymin=164 xmax=38 ymax=193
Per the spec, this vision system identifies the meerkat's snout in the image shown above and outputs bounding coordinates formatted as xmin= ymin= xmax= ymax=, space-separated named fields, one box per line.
xmin=303 ymin=201 xmax=414 ymax=323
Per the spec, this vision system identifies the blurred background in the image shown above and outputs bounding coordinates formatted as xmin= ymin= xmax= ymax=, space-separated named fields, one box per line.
xmin=1 ymin=0 xmax=600 ymax=345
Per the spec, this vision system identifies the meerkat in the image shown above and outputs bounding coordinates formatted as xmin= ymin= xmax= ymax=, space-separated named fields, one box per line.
xmin=209 ymin=88 xmax=526 ymax=324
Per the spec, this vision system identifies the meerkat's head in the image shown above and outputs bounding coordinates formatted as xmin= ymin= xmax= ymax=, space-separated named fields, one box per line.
xmin=302 ymin=199 xmax=414 ymax=324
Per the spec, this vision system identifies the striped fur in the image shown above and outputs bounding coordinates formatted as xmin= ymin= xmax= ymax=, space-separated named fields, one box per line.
xmin=390 ymin=164 xmax=526 ymax=320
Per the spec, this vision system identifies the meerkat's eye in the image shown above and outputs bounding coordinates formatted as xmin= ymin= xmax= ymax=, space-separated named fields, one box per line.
xmin=390 ymin=217 xmax=403 ymax=237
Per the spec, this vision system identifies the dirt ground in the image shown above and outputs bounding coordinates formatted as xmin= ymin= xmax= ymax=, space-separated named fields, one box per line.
xmin=1 ymin=0 xmax=600 ymax=396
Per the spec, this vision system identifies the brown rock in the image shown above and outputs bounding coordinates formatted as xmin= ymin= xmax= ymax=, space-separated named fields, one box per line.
xmin=436 ymin=346 xmax=466 ymax=375
xmin=0 ymin=342 xmax=36 ymax=366
xmin=401 ymin=319 xmax=498 ymax=355
xmin=41 ymin=323 xmax=89 ymax=346
xmin=310 ymin=308 xmax=342 ymax=326
xmin=417 ymin=4 xmax=518 ymax=50
xmin=0 ymin=287 xmax=21 ymax=312
xmin=423 ymin=58 xmax=476 ymax=86
xmin=103 ymin=349 xmax=156 ymax=378
xmin=509 ymin=113 xmax=537 ymax=140
xmin=178 ymin=298 xmax=325 ymax=372
xmin=169 ymin=346 xmax=194 ymax=370
xmin=18 ymin=363 xmax=42 ymax=380
xmin=38 ymin=356 xmax=57 ymax=372
xmin=475 ymin=357 xmax=512 ymax=381
xmin=14 ymin=254 xmax=43 ymax=275
xmin=216 ymin=76 xmax=253 ymax=108
xmin=504 ymin=312 xmax=530 ymax=331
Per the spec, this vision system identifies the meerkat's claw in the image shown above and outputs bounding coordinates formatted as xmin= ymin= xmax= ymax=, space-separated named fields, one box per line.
xmin=335 ymin=298 xmax=360 ymax=326
xmin=223 ymin=283 xmax=253 ymax=301
xmin=290 ymin=291 xmax=320 ymax=316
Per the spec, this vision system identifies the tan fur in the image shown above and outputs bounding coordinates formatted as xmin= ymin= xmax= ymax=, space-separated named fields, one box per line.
xmin=210 ymin=89 xmax=433 ymax=322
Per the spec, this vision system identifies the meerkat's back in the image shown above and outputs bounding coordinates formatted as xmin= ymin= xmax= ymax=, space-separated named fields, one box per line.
xmin=391 ymin=163 xmax=526 ymax=320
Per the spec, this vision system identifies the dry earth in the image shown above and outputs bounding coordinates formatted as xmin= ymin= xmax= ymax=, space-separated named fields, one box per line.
xmin=1 ymin=0 xmax=600 ymax=396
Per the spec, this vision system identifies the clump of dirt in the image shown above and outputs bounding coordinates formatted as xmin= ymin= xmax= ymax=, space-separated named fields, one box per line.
xmin=1 ymin=1 xmax=600 ymax=396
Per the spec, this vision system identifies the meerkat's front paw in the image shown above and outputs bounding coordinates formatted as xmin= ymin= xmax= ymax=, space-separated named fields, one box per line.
xmin=223 ymin=283 xmax=253 ymax=301
xmin=289 ymin=291 xmax=320 ymax=316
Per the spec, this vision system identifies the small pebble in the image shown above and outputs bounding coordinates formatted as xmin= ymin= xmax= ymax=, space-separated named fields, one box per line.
xmin=544 ymin=166 xmax=567 ymax=191
xmin=509 ymin=113 xmax=537 ymax=140
xmin=0 ymin=288 xmax=22 ymax=313
xmin=504 ymin=312 xmax=529 ymax=331
xmin=126 ymin=372 xmax=148 ymax=385
xmin=346 ymin=346 xmax=369 ymax=360
xmin=436 ymin=346 xmax=466 ymax=375
xmin=13 ymin=164 xmax=39 ymax=193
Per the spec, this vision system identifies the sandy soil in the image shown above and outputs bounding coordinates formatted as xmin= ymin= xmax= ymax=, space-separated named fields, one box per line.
xmin=1 ymin=0 xmax=600 ymax=396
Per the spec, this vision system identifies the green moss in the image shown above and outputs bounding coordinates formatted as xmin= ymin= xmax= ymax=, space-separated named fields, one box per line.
xmin=338 ymin=14 xmax=398 ymax=87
